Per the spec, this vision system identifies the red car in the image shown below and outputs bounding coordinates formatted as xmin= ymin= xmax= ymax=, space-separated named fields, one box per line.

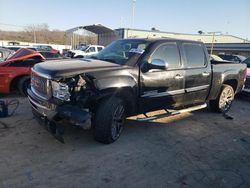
xmin=0 ymin=48 xmax=45 ymax=96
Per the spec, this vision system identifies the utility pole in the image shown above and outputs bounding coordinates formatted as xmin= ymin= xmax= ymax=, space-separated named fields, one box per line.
xmin=210 ymin=32 xmax=216 ymax=55
xmin=33 ymin=25 xmax=37 ymax=43
xmin=207 ymin=31 xmax=221 ymax=55
xmin=199 ymin=30 xmax=221 ymax=55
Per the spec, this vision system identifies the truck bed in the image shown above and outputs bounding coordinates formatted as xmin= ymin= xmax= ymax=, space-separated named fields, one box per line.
xmin=208 ymin=62 xmax=246 ymax=100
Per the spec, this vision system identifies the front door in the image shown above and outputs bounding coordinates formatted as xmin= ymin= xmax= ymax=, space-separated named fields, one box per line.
xmin=139 ymin=42 xmax=185 ymax=113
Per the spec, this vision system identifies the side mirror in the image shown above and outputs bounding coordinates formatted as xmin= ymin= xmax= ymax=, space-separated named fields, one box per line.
xmin=150 ymin=59 xmax=168 ymax=70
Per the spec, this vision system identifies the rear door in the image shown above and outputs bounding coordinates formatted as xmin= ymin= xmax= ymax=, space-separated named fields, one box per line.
xmin=140 ymin=42 xmax=185 ymax=112
xmin=86 ymin=46 xmax=97 ymax=56
xmin=181 ymin=42 xmax=211 ymax=105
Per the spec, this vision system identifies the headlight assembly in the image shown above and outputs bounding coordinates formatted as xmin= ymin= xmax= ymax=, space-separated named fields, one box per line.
xmin=51 ymin=81 xmax=71 ymax=101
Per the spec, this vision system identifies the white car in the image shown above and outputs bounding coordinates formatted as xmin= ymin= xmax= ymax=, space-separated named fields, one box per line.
xmin=68 ymin=45 xmax=104 ymax=58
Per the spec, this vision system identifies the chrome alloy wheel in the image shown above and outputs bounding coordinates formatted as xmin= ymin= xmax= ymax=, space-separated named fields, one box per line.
xmin=219 ymin=86 xmax=234 ymax=112
xmin=111 ymin=104 xmax=125 ymax=140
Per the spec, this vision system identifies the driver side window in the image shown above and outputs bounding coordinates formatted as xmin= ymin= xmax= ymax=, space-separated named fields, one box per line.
xmin=88 ymin=47 xmax=96 ymax=53
xmin=151 ymin=43 xmax=181 ymax=69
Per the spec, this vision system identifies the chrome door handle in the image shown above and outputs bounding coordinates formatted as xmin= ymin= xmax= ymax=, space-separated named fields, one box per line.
xmin=202 ymin=72 xmax=210 ymax=76
xmin=175 ymin=74 xmax=184 ymax=79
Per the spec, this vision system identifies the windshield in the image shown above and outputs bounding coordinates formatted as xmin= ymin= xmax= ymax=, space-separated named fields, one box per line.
xmin=94 ymin=39 xmax=150 ymax=65
xmin=79 ymin=45 xmax=89 ymax=51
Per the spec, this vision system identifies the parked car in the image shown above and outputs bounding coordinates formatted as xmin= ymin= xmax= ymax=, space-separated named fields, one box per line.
xmin=242 ymin=57 xmax=250 ymax=95
xmin=218 ymin=54 xmax=246 ymax=63
xmin=39 ymin=51 xmax=65 ymax=60
xmin=62 ymin=49 xmax=70 ymax=57
xmin=0 ymin=48 xmax=45 ymax=96
xmin=28 ymin=38 xmax=247 ymax=144
xmin=0 ymin=47 xmax=14 ymax=62
xmin=32 ymin=45 xmax=60 ymax=54
xmin=68 ymin=45 xmax=104 ymax=58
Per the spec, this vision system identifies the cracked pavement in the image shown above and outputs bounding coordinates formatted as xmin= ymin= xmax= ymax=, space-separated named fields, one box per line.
xmin=0 ymin=95 xmax=250 ymax=188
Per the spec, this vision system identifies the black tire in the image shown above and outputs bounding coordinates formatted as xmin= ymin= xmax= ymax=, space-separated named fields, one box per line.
xmin=18 ymin=76 xmax=30 ymax=96
xmin=210 ymin=84 xmax=234 ymax=113
xmin=74 ymin=55 xmax=84 ymax=58
xmin=93 ymin=97 xmax=126 ymax=144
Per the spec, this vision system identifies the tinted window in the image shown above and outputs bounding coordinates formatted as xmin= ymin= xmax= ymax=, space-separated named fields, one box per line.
xmin=151 ymin=43 xmax=180 ymax=69
xmin=183 ymin=43 xmax=206 ymax=68
xmin=88 ymin=47 xmax=96 ymax=52
xmin=39 ymin=52 xmax=61 ymax=59
xmin=224 ymin=56 xmax=233 ymax=61
xmin=219 ymin=55 xmax=231 ymax=61
xmin=97 ymin=47 xmax=103 ymax=52
xmin=95 ymin=39 xmax=150 ymax=65
xmin=7 ymin=47 xmax=20 ymax=51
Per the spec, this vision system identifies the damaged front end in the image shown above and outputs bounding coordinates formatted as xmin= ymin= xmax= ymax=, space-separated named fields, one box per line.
xmin=28 ymin=72 xmax=98 ymax=142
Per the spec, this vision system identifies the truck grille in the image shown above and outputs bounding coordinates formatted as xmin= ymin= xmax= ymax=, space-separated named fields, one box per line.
xmin=31 ymin=71 xmax=50 ymax=98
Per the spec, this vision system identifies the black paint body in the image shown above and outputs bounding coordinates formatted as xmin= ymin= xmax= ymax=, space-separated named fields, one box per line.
xmin=28 ymin=38 xmax=246 ymax=124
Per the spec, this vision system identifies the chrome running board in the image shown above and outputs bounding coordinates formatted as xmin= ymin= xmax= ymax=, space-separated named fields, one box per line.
xmin=136 ymin=103 xmax=207 ymax=122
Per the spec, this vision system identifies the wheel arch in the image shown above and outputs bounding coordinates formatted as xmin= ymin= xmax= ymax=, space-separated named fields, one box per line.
xmin=10 ymin=75 xmax=30 ymax=91
xmin=95 ymin=87 xmax=137 ymax=116
xmin=223 ymin=79 xmax=238 ymax=93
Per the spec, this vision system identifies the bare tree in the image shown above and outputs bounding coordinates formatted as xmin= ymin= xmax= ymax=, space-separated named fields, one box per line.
xmin=0 ymin=23 xmax=97 ymax=45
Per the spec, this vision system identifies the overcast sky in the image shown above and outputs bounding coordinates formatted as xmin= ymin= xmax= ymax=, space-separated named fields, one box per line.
xmin=0 ymin=0 xmax=249 ymax=39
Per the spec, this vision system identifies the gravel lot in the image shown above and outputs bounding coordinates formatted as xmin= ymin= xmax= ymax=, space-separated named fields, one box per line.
xmin=0 ymin=95 xmax=250 ymax=188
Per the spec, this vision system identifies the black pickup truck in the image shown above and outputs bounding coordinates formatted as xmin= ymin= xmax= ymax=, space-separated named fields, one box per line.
xmin=28 ymin=38 xmax=247 ymax=144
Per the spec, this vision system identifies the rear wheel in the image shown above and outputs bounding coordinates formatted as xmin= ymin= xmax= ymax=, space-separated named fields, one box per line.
xmin=210 ymin=84 xmax=234 ymax=113
xmin=93 ymin=97 xmax=126 ymax=144
xmin=18 ymin=76 xmax=30 ymax=96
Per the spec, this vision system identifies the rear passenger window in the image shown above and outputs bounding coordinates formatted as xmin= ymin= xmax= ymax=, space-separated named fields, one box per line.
xmin=97 ymin=47 xmax=103 ymax=52
xmin=151 ymin=43 xmax=180 ymax=69
xmin=183 ymin=43 xmax=206 ymax=68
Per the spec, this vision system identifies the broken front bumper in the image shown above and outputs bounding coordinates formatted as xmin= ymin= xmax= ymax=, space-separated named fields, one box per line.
xmin=27 ymin=88 xmax=91 ymax=126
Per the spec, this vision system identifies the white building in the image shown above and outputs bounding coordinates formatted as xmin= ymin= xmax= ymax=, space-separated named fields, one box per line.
xmin=98 ymin=28 xmax=249 ymax=46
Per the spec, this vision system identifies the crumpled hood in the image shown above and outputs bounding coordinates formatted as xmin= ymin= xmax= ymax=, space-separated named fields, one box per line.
xmin=33 ymin=58 xmax=122 ymax=79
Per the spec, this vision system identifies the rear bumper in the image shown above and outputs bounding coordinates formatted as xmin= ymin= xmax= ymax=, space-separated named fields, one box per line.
xmin=242 ymin=88 xmax=250 ymax=94
xmin=27 ymin=88 xmax=91 ymax=125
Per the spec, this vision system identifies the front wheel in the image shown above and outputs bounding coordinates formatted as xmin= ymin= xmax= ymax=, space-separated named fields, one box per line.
xmin=210 ymin=84 xmax=235 ymax=113
xmin=18 ymin=76 xmax=30 ymax=96
xmin=93 ymin=97 xmax=126 ymax=144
